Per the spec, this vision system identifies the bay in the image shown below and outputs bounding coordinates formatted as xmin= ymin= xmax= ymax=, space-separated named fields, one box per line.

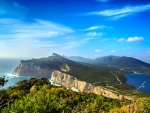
xmin=125 ymin=73 xmax=150 ymax=93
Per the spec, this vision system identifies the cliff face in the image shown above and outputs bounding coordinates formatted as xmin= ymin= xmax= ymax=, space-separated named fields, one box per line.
xmin=13 ymin=61 xmax=53 ymax=77
xmin=51 ymin=70 xmax=132 ymax=100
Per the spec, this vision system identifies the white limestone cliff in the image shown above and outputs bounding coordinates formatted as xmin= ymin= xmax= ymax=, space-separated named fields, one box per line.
xmin=13 ymin=61 xmax=53 ymax=77
xmin=51 ymin=70 xmax=132 ymax=100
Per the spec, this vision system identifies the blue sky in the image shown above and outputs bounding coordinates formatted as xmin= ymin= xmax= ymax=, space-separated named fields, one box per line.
xmin=0 ymin=0 xmax=150 ymax=63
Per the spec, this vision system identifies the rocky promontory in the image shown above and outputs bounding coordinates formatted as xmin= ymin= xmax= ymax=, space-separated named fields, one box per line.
xmin=13 ymin=61 xmax=53 ymax=77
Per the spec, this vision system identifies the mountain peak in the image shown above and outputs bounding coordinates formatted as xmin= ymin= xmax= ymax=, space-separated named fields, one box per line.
xmin=52 ymin=53 xmax=61 ymax=57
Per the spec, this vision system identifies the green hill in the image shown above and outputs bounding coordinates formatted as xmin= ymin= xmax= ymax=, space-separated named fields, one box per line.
xmin=19 ymin=53 xmax=134 ymax=90
xmin=93 ymin=56 xmax=150 ymax=67
xmin=66 ymin=55 xmax=150 ymax=68
xmin=65 ymin=56 xmax=92 ymax=63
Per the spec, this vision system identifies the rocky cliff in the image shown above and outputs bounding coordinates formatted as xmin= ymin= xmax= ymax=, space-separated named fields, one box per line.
xmin=51 ymin=70 xmax=132 ymax=100
xmin=13 ymin=61 xmax=53 ymax=77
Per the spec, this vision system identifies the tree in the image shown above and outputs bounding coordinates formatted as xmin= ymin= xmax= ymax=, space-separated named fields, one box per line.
xmin=0 ymin=76 xmax=8 ymax=88
xmin=0 ymin=76 xmax=8 ymax=110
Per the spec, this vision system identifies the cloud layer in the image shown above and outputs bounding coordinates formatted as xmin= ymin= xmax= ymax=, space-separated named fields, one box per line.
xmin=0 ymin=18 xmax=74 ymax=39
xmin=87 ymin=4 xmax=150 ymax=20
xmin=86 ymin=32 xmax=103 ymax=37
xmin=86 ymin=25 xmax=105 ymax=30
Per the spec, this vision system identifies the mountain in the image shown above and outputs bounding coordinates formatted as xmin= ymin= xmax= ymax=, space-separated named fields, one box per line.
xmin=13 ymin=53 xmax=135 ymax=100
xmin=93 ymin=55 xmax=150 ymax=67
xmin=13 ymin=53 xmax=133 ymax=89
xmin=65 ymin=56 xmax=92 ymax=63
xmin=66 ymin=55 xmax=150 ymax=68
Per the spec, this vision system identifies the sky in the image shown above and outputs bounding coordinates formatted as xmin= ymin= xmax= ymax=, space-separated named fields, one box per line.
xmin=0 ymin=0 xmax=150 ymax=63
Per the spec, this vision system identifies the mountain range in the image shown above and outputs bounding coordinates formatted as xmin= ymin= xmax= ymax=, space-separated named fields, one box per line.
xmin=66 ymin=55 xmax=150 ymax=68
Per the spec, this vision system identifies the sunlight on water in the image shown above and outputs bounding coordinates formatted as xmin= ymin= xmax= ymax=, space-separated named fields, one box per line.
xmin=6 ymin=73 xmax=19 ymax=77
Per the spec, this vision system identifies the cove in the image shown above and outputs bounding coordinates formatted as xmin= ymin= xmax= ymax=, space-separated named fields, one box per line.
xmin=125 ymin=73 xmax=150 ymax=93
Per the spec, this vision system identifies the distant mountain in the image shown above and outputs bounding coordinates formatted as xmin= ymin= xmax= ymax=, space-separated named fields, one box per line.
xmin=65 ymin=56 xmax=92 ymax=63
xmin=93 ymin=55 xmax=150 ymax=67
xmin=66 ymin=55 xmax=150 ymax=68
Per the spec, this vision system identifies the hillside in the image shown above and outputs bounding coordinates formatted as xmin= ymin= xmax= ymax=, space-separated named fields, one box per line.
xmin=65 ymin=56 xmax=92 ymax=63
xmin=93 ymin=56 xmax=150 ymax=67
xmin=66 ymin=55 xmax=150 ymax=68
xmin=1 ymin=78 xmax=150 ymax=113
xmin=13 ymin=53 xmax=134 ymax=91
xmin=0 ymin=79 xmax=122 ymax=112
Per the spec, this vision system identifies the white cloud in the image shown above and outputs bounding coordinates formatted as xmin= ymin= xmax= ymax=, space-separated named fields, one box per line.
xmin=87 ymin=4 xmax=150 ymax=19
xmin=0 ymin=36 xmax=93 ymax=58
xmin=117 ymin=38 xmax=125 ymax=42
xmin=0 ymin=18 xmax=75 ymax=58
xmin=62 ymin=37 xmax=96 ymax=50
xmin=86 ymin=25 xmax=105 ymax=30
xmin=95 ymin=49 xmax=103 ymax=52
xmin=0 ymin=18 xmax=74 ymax=39
xmin=126 ymin=36 xmax=144 ymax=42
xmin=111 ymin=50 xmax=115 ymax=53
xmin=86 ymin=32 xmax=103 ymax=37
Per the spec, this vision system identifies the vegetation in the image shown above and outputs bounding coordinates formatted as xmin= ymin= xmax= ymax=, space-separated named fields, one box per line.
xmin=93 ymin=55 xmax=150 ymax=68
xmin=0 ymin=78 xmax=122 ymax=113
xmin=0 ymin=76 xmax=8 ymax=87
xmin=0 ymin=78 xmax=150 ymax=113
xmin=66 ymin=55 xmax=150 ymax=68
xmin=109 ymin=97 xmax=150 ymax=113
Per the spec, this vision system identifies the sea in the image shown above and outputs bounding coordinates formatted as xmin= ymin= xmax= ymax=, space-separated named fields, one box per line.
xmin=0 ymin=58 xmax=50 ymax=89
xmin=125 ymin=73 xmax=150 ymax=93
xmin=0 ymin=58 xmax=150 ymax=93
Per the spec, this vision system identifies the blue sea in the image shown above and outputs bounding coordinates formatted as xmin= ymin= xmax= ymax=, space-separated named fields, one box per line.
xmin=0 ymin=58 xmax=50 ymax=89
xmin=125 ymin=73 xmax=150 ymax=93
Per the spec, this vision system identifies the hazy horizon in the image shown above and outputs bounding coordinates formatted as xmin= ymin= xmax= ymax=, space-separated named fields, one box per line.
xmin=0 ymin=53 xmax=150 ymax=64
xmin=1 ymin=0 xmax=150 ymax=63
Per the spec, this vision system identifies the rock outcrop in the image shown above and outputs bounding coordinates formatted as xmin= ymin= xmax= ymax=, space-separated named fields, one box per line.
xmin=51 ymin=70 xmax=132 ymax=100
xmin=13 ymin=61 xmax=53 ymax=77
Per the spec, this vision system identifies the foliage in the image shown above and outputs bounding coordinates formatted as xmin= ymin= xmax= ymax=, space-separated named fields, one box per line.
xmin=1 ymin=78 xmax=122 ymax=113
xmin=109 ymin=97 xmax=150 ymax=113
xmin=1 ymin=78 xmax=150 ymax=113
xmin=0 ymin=76 xmax=8 ymax=87
xmin=0 ymin=78 xmax=51 ymax=111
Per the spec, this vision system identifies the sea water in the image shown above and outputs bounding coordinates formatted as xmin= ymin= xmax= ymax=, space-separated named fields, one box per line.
xmin=125 ymin=73 xmax=150 ymax=93
xmin=0 ymin=58 xmax=49 ymax=89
